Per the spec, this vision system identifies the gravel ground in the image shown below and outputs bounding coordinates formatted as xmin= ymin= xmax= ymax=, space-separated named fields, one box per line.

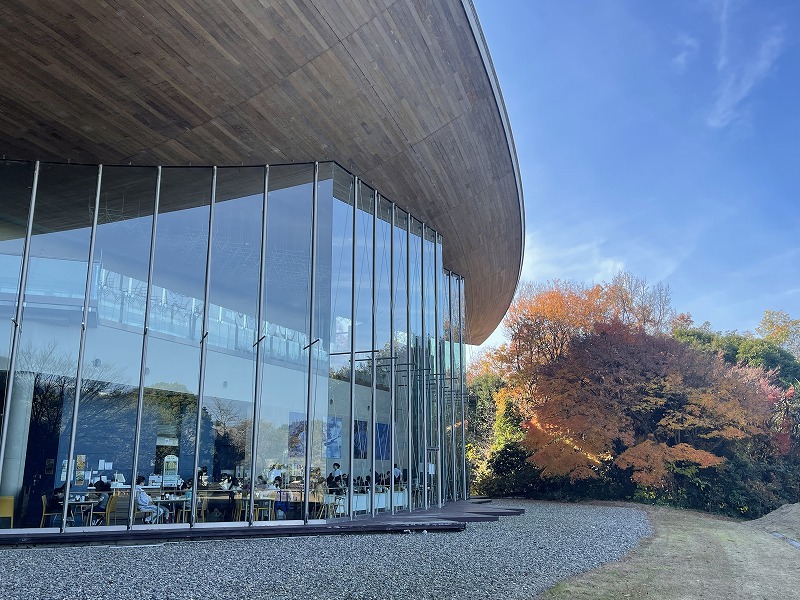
xmin=0 ymin=500 xmax=651 ymax=600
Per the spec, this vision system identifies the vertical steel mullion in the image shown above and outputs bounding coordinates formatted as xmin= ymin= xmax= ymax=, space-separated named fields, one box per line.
xmin=389 ymin=203 xmax=395 ymax=515
xmin=369 ymin=191 xmax=377 ymax=517
xmin=129 ymin=167 xmax=162 ymax=528
xmin=190 ymin=166 xmax=217 ymax=526
xmin=248 ymin=165 xmax=269 ymax=526
xmin=348 ymin=177 xmax=358 ymax=519
xmin=448 ymin=273 xmax=457 ymax=502
xmin=420 ymin=223 xmax=428 ymax=510
xmin=303 ymin=162 xmax=319 ymax=524
xmin=433 ymin=232 xmax=444 ymax=508
xmin=60 ymin=165 xmax=103 ymax=532
xmin=405 ymin=215 xmax=412 ymax=512
xmin=0 ymin=161 xmax=38 ymax=490
xmin=459 ymin=276 xmax=467 ymax=499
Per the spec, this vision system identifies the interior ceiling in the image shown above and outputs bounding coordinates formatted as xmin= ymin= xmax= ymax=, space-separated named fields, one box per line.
xmin=0 ymin=0 xmax=524 ymax=344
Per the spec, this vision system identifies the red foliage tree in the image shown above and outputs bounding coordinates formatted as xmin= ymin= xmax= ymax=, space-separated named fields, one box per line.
xmin=521 ymin=323 xmax=774 ymax=490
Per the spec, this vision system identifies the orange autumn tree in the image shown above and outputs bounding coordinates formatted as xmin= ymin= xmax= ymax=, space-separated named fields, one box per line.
xmin=523 ymin=322 xmax=774 ymax=492
xmin=492 ymin=280 xmax=610 ymax=416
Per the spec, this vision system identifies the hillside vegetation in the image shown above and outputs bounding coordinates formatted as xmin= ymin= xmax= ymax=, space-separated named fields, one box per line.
xmin=469 ymin=273 xmax=800 ymax=518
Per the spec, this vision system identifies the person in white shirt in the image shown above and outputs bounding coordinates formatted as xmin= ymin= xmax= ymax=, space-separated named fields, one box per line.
xmin=268 ymin=464 xmax=282 ymax=484
xmin=135 ymin=476 xmax=168 ymax=524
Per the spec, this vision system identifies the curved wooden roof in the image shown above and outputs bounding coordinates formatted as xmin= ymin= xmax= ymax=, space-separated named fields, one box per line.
xmin=0 ymin=0 xmax=523 ymax=344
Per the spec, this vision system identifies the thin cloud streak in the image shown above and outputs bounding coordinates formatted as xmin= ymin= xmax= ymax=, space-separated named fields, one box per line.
xmin=672 ymin=34 xmax=699 ymax=74
xmin=716 ymin=0 xmax=730 ymax=72
xmin=707 ymin=8 xmax=785 ymax=128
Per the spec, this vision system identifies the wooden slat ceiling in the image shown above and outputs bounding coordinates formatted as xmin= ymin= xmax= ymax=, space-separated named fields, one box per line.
xmin=0 ymin=0 xmax=523 ymax=344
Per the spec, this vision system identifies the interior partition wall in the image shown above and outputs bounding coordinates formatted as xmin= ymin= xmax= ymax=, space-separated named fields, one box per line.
xmin=0 ymin=159 xmax=467 ymax=533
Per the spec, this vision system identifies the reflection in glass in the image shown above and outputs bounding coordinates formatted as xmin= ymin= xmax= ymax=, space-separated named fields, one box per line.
xmin=314 ymin=164 xmax=353 ymax=519
xmin=70 ymin=166 xmax=157 ymax=526
xmin=198 ymin=167 xmax=263 ymax=523
xmin=255 ymin=164 xmax=313 ymax=522
xmin=1 ymin=164 xmax=97 ymax=528
xmin=137 ymin=167 xmax=212 ymax=526
xmin=409 ymin=217 xmax=424 ymax=509
xmin=0 ymin=158 xmax=470 ymax=531
xmin=423 ymin=226 xmax=438 ymax=507
xmin=392 ymin=208 xmax=410 ymax=512
xmin=352 ymin=181 xmax=374 ymax=513
xmin=0 ymin=161 xmax=34 ymax=483
xmin=374 ymin=197 xmax=393 ymax=513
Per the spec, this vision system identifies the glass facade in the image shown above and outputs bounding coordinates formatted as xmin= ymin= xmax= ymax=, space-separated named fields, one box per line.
xmin=0 ymin=159 xmax=467 ymax=532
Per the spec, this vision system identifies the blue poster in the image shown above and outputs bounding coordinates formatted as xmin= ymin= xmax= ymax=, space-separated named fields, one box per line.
xmin=288 ymin=412 xmax=306 ymax=458
xmin=353 ymin=420 xmax=368 ymax=459
xmin=324 ymin=416 xmax=342 ymax=459
xmin=376 ymin=422 xmax=390 ymax=460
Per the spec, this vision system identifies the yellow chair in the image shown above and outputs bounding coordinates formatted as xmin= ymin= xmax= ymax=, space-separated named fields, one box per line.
xmin=178 ymin=494 xmax=207 ymax=523
xmin=254 ymin=498 xmax=274 ymax=521
xmin=98 ymin=494 xmax=118 ymax=526
xmin=108 ymin=494 xmax=148 ymax=525
xmin=0 ymin=496 xmax=13 ymax=528
xmin=40 ymin=494 xmax=61 ymax=527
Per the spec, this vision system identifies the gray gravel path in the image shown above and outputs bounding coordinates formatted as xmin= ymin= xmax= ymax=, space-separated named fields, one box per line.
xmin=0 ymin=500 xmax=651 ymax=600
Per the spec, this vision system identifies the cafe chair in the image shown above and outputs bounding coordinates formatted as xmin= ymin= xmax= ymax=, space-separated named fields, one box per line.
xmin=0 ymin=496 xmax=13 ymax=528
xmin=109 ymin=494 xmax=148 ymax=525
xmin=96 ymin=494 xmax=119 ymax=526
xmin=254 ymin=498 xmax=274 ymax=521
xmin=40 ymin=495 xmax=61 ymax=527
xmin=179 ymin=494 xmax=207 ymax=523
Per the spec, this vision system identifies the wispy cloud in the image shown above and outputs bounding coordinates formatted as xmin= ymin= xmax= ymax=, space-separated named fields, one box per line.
xmin=672 ymin=34 xmax=699 ymax=74
xmin=521 ymin=232 xmax=625 ymax=285
xmin=715 ymin=0 xmax=731 ymax=72
xmin=707 ymin=0 xmax=785 ymax=128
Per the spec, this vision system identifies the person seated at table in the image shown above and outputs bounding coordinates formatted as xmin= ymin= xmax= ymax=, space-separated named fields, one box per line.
xmin=271 ymin=476 xmax=282 ymax=489
xmin=326 ymin=473 xmax=345 ymax=495
xmin=88 ymin=478 xmax=111 ymax=525
xmin=47 ymin=484 xmax=66 ymax=513
xmin=310 ymin=467 xmax=326 ymax=496
xmin=255 ymin=475 xmax=268 ymax=489
xmin=135 ymin=476 xmax=168 ymax=524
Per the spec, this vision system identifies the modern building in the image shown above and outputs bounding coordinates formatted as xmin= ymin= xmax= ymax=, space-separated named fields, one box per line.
xmin=0 ymin=0 xmax=523 ymax=534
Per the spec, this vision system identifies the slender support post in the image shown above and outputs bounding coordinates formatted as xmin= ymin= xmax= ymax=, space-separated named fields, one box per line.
xmin=190 ymin=167 xmax=217 ymax=526
xmin=129 ymin=167 xmax=162 ymax=528
xmin=248 ymin=165 xmax=269 ymax=526
xmin=303 ymin=162 xmax=319 ymax=524
xmin=61 ymin=165 xmax=102 ymax=532
xmin=0 ymin=161 xmax=38 ymax=492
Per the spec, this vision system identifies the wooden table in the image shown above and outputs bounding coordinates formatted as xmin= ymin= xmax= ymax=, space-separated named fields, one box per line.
xmin=66 ymin=497 xmax=99 ymax=527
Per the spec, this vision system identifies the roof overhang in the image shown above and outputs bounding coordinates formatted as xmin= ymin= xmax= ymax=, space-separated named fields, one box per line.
xmin=0 ymin=0 xmax=523 ymax=344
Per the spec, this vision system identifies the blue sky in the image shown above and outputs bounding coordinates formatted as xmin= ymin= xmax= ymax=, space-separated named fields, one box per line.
xmin=473 ymin=0 xmax=800 ymax=350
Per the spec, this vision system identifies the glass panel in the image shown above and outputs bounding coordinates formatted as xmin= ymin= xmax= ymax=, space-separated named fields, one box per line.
xmin=69 ymin=166 xmax=157 ymax=526
xmin=459 ymin=276 xmax=467 ymax=498
xmin=439 ymin=252 xmax=454 ymax=503
xmin=352 ymin=181 xmax=374 ymax=514
xmin=0 ymin=161 xmax=34 ymax=473
xmin=137 ymin=167 xmax=212 ymax=526
xmin=197 ymin=166 xmax=263 ymax=523
xmin=374 ymin=197 xmax=392 ymax=512
xmin=255 ymin=163 xmax=313 ymax=522
xmin=392 ymin=208 xmax=409 ymax=512
xmin=1 ymin=163 xmax=97 ymax=528
xmin=409 ymin=217 xmax=424 ymax=509
xmin=423 ymin=228 xmax=437 ymax=506
xmin=454 ymin=276 xmax=464 ymax=499
xmin=313 ymin=163 xmax=352 ymax=520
